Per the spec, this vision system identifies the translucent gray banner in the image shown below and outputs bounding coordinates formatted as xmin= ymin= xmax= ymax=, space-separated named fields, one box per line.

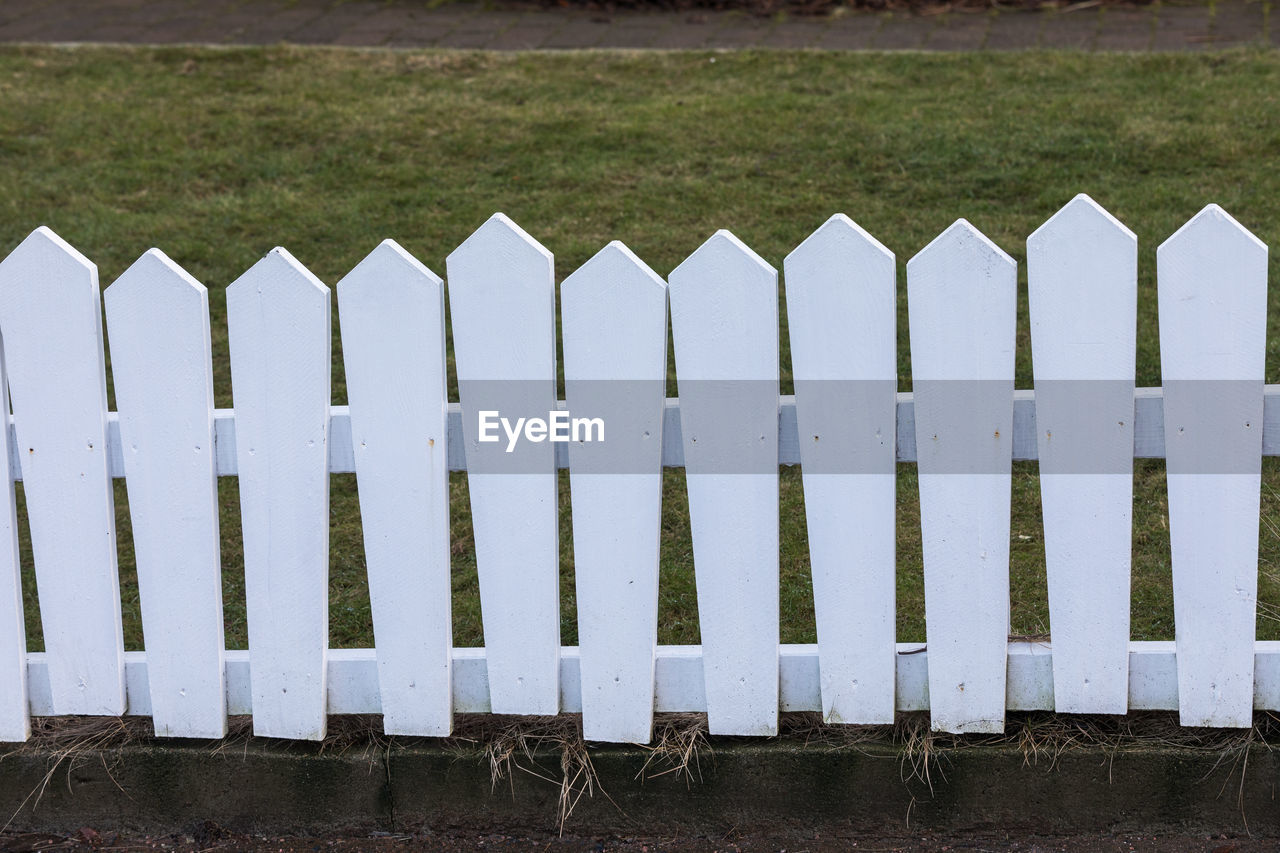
xmin=450 ymin=380 xmax=1266 ymax=475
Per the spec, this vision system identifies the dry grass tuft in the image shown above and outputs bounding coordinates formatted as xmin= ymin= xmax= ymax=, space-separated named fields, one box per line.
xmin=638 ymin=713 xmax=710 ymax=787
xmin=1 ymin=716 xmax=146 ymax=833
xmin=442 ymin=714 xmax=607 ymax=834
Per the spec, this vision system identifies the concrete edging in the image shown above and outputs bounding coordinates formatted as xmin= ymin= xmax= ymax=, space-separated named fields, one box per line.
xmin=1 ymin=739 xmax=1274 ymax=835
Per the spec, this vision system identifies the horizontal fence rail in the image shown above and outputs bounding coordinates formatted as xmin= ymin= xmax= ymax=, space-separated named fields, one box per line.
xmin=8 ymin=386 xmax=1280 ymax=481
xmin=21 ymin=642 xmax=1280 ymax=717
xmin=0 ymin=195 xmax=1273 ymax=743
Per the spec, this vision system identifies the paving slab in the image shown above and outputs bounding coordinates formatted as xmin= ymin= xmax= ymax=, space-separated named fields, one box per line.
xmin=287 ymin=2 xmax=415 ymax=44
xmin=442 ymin=27 xmax=511 ymax=48
xmin=924 ymin=12 xmax=990 ymax=50
xmin=984 ymin=9 xmax=1044 ymax=48
xmin=706 ymin=20 xmax=771 ymax=47
xmin=542 ymin=13 xmax=613 ymax=48
xmin=0 ymin=0 xmax=1271 ymax=52
xmin=585 ymin=14 xmax=673 ymax=48
xmin=1095 ymin=6 xmax=1154 ymax=49
xmin=1210 ymin=0 xmax=1266 ymax=46
xmin=1038 ymin=8 xmax=1101 ymax=48
xmin=223 ymin=5 xmax=336 ymax=44
xmin=757 ymin=19 xmax=829 ymax=48
xmin=1151 ymin=4 xmax=1213 ymax=49
xmin=109 ymin=0 xmax=203 ymax=28
xmin=0 ymin=0 xmax=52 ymax=28
xmin=657 ymin=15 xmax=721 ymax=48
xmin=812 ymin=14 xmax=881 ymax=48
xmin=871 ymin=12 xmax=935 ymax=48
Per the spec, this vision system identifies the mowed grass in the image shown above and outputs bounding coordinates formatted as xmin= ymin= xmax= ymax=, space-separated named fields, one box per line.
xmin=2 ymin=45 xmax=1280 ymax=651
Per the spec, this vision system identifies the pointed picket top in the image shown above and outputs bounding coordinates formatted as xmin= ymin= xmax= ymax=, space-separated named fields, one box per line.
xmin=339 ymin=239 xmax=443 ymax=299
xmin=670 ymin=229 xmax=775 ymax=284
xmin=0 ymin=225 xmax=94 ymax=285
xmin=562 ymin=240 xmax=666 ymax=300
xmin=446 ymin=213 xmax=553 ymax=291
xmin=562 ymin=241 xmax=667 ymax=380
xmin=1027 ymin=195 xmax=1137 ymax=382
xmin=228 ymin=247 xmax=329 ymax=305
xmin=1160 ymin=203 xmax=1267 ymax=258
xmin=786 ymin=213 xmax=894 ymax=272
xmin=669 ymin=230 xmax=777 ymax=383
xmin=784 ymin=214 xmax=896 ymax=383
xmin=907 ymin=220 xmax=1016 ymax=384
xmin=1158 ymin=205 xmax=1268 ymax=381
xmin=0 ymin=226 xmax=97 ymax=301
xmin=106 ymin=249 xmax=206 ymax=312
xmin=908 ymin=218 xmax=1015 ymax=279
xmin=1029 ymin=193 xmax=1136 ymax=248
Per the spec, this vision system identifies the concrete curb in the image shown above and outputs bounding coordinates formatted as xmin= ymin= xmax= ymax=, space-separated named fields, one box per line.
xmin=2 ymin=739 xmax=1275 ymax=835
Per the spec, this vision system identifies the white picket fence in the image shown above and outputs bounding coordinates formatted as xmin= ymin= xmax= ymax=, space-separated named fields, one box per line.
xmin=0 ymin=194 xmax=1272 ymax=744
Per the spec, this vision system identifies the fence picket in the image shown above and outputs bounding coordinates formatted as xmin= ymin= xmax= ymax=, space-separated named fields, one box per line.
xmin=669 ymin=231 xmax=779 ymax=736
xmin=562 ymin=242 xmax=667 ymax=743
xmin=337 ymin=240 xmax=452 ymax=737
xmin=1028 ymin=195 xmax=1136 ymax=715
xmin=104 ymin=250 xmax=226 ymax=738
xmin=227 ymin=248 xmax=331 ymax=740
xmin=1158 ymin=205 xmax=1267 ymax=728
xmin=907 ymin=220 xmax=1016 ymax=734
xmin=0 ymin=333 xmax=26 ymax=741
xmin=0 ymin=227 xmax=124 ymax=716
xmin=447 ymin=214 xmax=560 ymax=715
xmin=783 ymin=215 xmax=897 ymax=725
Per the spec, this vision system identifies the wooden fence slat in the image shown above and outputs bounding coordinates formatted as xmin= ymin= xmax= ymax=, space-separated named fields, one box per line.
xmin=447 ymin=214 xmax=560 ymax=715
xmin=0 ymin=330 xmax=27 ymax=742
xmin=1027 ymin=195 xmax=1137 ymax=715
xmin=907 ymin=220 xmax=1016 ymax=734
xmin=562 ymin=241 xmax=667 ymax=743
xmin=0 ymin=227 xmax=124 ymax=715
xmin=669 ymin=230 xmax=780 ymax=736
xmin=1158 ymin=205 xmax=1267 ymax=728
xmin=227 ymin=248 xmax=331 ymax=740
xmin=337 ymin=240 xmax=452 ymax=737
xmin=104 ymin=250 xmax=226 ymax=738
xmin=783 ymin=214 xmax=897 ymax=725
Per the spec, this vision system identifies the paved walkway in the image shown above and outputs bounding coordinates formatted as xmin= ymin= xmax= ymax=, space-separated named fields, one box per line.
xmin=0 ymin=0 xmax=1273 ymax=50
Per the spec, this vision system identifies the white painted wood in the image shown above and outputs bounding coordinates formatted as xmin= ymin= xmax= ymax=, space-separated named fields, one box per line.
xmin=337 ymin=240 xmax=452 ymax=737
xmin=784 ymin=214 xmax=897 ymax=725
xmin=907 ymin=219 xmax=1017 ymax=734
xmin=0 ymin=227 xmax=124 ymax=715
xmin=0 ymin=331 xmax=27 ymax=742
xmin=31 ymin=640 xmax=1273 ymax=720
xmin=447 ymin=214 xmax=560 ymax=715
xmin=104 ymin=250 xmax=226 ymax=738
xmin=669 ymin=230 xmax=780 ymax=736
xmin=24 ymin=384 xmax=1280 ymax=482
xmin=562 ymin=241 xmax=667 ymax=743
xmin=1158 ymin=205 xmax=1267 ymax=728
xmin=226 ymin=248 xmax=331 ymax=740
xmin=1027 ymin=194 xmax=1136 ymax=715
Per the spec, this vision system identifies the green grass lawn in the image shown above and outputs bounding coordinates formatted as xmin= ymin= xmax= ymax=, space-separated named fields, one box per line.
xmin=2 ymin=45 xmax=1280 ymax=651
